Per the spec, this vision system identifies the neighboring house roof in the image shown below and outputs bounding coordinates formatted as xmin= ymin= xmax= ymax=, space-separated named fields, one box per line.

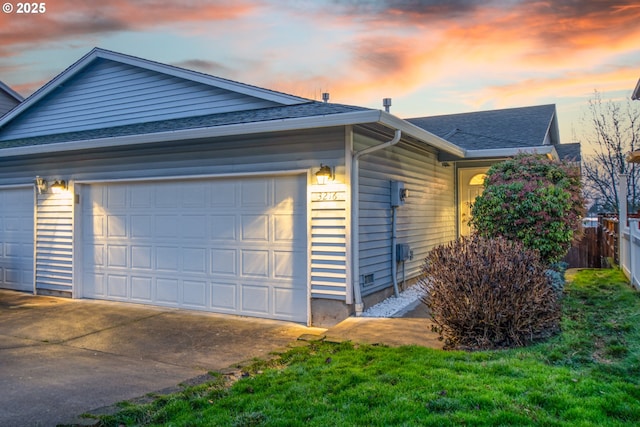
xmin=633 ymin=78 xmax=640 ymax=101
xmin=554 ymin=142 xmax=581 ymax=163
xmin=0 ymin=80 xmax=23 ymax=103
xmin=407 ymin=104 xmax=559 ymax=152
xmin=0 ymin=80 xmax=23 ymax=117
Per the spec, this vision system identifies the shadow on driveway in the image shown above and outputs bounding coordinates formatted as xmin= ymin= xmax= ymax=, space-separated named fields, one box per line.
xmin=0 ymin=290 xmax=323 ymax=426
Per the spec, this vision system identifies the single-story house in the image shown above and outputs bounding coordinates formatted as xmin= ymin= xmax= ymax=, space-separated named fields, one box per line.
xmin=0 ymin=80 xmax=24 ymax=117
xmin=0 ymin=48 xmax=580 ymax=326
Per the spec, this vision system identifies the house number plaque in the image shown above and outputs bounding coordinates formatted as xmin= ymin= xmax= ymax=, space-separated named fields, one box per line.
xmin=312 ymin=191 xmax=346 ymax=202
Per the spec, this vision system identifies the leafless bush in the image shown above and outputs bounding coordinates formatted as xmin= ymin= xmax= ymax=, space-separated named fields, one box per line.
xmin=419 ymin=236 xmax=561 ymax=350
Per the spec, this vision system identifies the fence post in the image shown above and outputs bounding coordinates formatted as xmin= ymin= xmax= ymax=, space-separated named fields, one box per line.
xmin=620 ymin=174 xmax=628 ymax=228
xmin=630 ymin=219 xmax=640 ymax=290
xmin=619 ymin=174 xmax=630 ymax=279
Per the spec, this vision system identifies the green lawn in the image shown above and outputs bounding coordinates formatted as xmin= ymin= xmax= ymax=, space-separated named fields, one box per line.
xmin=95 ymin=269 xmax=640 ymax=426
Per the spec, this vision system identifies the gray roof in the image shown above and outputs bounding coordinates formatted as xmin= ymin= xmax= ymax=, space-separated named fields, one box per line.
xmin=633 ymin=78 xmax=640 ymax=101
xmin=0 ymin=101 xmax=370 ymax=149
xmin=554 ymin=143 xmax=581 ymax=162
xmin=406 ymin=104 xmax=558 ymax=151
xmin=0 ymin=80 xmax=23 ymax=102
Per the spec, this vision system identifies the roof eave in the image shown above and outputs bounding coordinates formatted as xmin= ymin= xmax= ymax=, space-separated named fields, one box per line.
xmin=548 ymin=108 xmax=561 ymax=145
xmin=633 ymin=78 xmax=640 ymax=101
xmin=0 ymin=110 xmax=383 ymax=158
xmin=0 ymin=109 xmax=469 ymax=159
xmin=0 ymin=81 xmax=24 ymax=102
xmin=460 ymin=145 xmax=554 ymax=160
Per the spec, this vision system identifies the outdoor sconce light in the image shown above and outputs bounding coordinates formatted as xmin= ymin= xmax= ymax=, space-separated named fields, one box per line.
xmin=35 ymin=176 xmax=47 ymax=194
xmin=315 ymin=164 xmax=333 ymax=185
xmin=50 ymin=180 xmax=67 ymax=194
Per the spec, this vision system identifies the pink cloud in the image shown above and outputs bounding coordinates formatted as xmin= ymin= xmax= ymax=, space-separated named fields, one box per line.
xmin=0 ymin=0 xmax=256 ymax=56
xmin=1 ymin=0 xmax=638 ymax=114
xmin=267 ymin=1 xmax=640 ymax=107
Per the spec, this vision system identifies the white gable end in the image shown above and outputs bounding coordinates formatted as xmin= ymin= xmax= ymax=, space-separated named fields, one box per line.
xmin=0 ymin=58 xmax=284 ymax=141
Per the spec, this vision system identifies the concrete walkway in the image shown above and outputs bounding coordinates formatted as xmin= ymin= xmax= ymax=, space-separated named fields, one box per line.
xmin=0 ymin=290 xmax=438 ymax=426
xmin=324 ymin=302 xmax=442 ymax=348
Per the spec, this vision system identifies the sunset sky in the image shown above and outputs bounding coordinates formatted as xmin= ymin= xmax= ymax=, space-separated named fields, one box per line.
xmin=0 ymin=0 xmax=638 ymax=148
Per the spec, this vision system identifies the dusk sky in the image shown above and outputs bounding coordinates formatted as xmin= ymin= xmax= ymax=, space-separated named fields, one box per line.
xmin=1 ymin=0 xmax=638 ymax=150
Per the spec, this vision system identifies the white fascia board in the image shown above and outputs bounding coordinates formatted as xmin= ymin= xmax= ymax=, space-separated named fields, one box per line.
xmin=378 ymin=112 xmax=466 ymax=157
xmin=463 ymin=145 xmax=553 ymax=159
xmin=0 ymin=109 xmax=469 ymax=159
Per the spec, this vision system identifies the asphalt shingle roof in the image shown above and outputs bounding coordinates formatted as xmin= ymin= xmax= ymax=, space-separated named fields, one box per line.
xmin=554 ymin=142 xmax=582 ymax=162
xmin=406 ymin=104 xmax=557 ymax=150
xmin=0 ymin=101 xmax=370 ymax=149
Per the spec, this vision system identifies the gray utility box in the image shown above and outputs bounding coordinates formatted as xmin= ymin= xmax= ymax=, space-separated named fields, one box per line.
xmin=396 ymin=243 xmax=411 ymax=261
xmin=391 ymin=181 xmax=408 ymax=207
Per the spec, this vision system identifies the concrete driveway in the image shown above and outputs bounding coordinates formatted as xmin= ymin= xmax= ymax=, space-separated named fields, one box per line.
xmin=0 ymin=290 xmax=325 ymax=426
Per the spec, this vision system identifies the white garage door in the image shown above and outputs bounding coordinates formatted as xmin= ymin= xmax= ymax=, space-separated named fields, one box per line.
xmin=0 ymin=187 xmax=34 ymax=292
xmin=82 ymin=175 xmax=307 ymax=322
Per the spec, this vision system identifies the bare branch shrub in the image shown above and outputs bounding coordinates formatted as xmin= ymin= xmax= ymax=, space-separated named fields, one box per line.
xmin=419 ymin=236 xmax=561 ymax=350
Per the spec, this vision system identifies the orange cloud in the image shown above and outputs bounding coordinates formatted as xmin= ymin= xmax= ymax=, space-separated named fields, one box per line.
xmin=468 ymin=67 xmax=640 ymax=108
xmin=0 ymin=0 xmax=255 ymax=55
xmin=1 ymin=0 xmax=638 ymax=116
xmin=264 ymin=1 xmax=640 ymax=107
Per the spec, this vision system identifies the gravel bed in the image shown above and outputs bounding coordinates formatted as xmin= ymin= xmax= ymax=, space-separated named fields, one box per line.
xmin=361 ymin=284 xmax=426 ymax=318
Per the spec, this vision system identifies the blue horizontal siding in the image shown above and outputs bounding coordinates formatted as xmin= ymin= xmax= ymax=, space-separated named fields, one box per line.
xmin=355 ymin=133 xmax=456 ymax=298
xmin=1 ymin=59 xmax=279 ymax=140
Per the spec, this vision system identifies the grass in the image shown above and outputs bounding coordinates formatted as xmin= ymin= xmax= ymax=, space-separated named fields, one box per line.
xmin=96 ymin=269 xmax=640 ymax=426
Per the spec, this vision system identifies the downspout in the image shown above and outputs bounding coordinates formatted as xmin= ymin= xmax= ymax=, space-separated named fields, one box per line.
xmin=351 ymin=129 xmax=402 ymax=315
xmin=391 ymin=205 xmax=400 ymax=297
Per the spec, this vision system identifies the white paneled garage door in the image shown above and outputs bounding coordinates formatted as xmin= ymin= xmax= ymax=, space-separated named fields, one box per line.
xmin=81 ymin=175 xmax=307 ymax=322
xmin=0 ymin=187 xmax=34 ymax=292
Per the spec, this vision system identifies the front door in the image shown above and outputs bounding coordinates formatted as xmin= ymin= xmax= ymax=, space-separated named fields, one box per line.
xmin=458 ymin=168 xmax=488 ymax=237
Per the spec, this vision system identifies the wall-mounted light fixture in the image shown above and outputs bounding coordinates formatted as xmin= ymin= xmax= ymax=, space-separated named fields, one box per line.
xmin=35 ymin=176 xmax=48 ymax=194
xmin=315 ymin=164 xmax=333 ymax=185
xmin=50 ymin=180 xmax=67 ymax=194
xmin=441 ymin=162 xmax=451 ymax=168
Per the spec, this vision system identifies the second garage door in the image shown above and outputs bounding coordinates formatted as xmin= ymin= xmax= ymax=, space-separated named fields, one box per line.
xmin=82 ymin=175 xmax=307 ymax=322
xmin=0 ymin=187 xmax=34 ymax=292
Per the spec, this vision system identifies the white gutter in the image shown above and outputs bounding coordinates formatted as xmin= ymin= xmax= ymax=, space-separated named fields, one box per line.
xmin=351 ymin=129 xmax=402 ymax=316
xmin=0 ymin=110 xmax=466 ymax=159
xmin=0 ymin=110 xmax=384 ymax=158
xmin=462 ymin=145 xmax=554 ymax=159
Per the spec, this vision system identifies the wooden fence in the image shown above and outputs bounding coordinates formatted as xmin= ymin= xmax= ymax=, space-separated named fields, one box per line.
xmin=564 ymin=226 xmax=602 ymax=268
xmin=563 ymin=216 xmax=620 ymax=269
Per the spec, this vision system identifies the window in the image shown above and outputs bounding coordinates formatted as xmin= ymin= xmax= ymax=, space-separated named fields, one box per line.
xmin=469 ymin=173 xmax=487 ymax=186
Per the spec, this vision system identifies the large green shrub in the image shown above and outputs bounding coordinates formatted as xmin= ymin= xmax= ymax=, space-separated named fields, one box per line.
xmin=419 ymin=236 xmax=561 ymax=350
xmin=470 ymin=154 xmax=584 ymax=263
